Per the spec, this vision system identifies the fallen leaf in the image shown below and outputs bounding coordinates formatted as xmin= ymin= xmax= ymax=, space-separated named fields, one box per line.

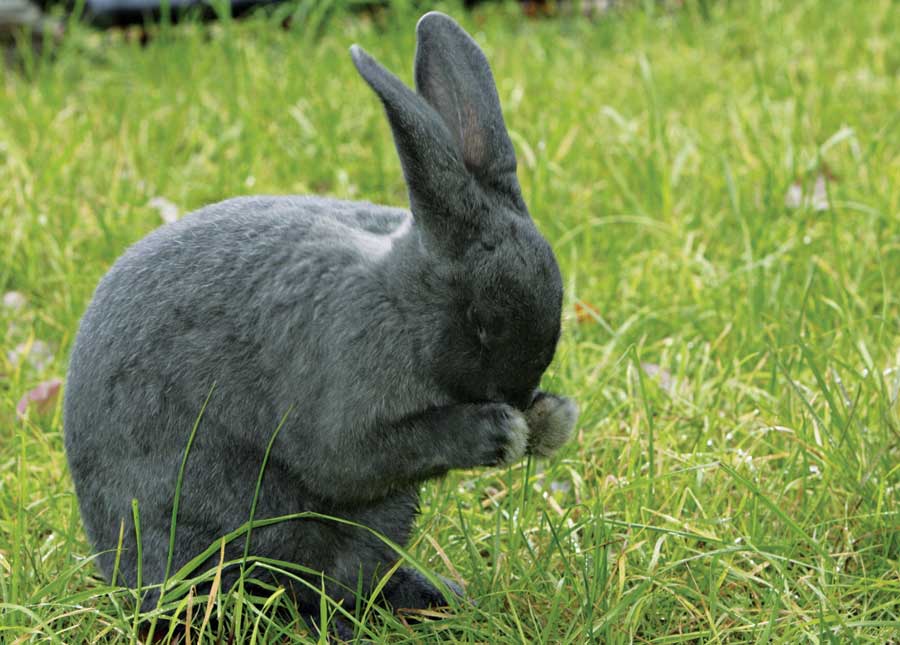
xmin=574 ymin=301 xmax=601 ymax=325
xmin=784 ymin=182 xmax=803 ymax=209
xmin=641 ymin=362 xmax=675 ymax=393
xmin=8 ymin=340 xmax=54 ymax=371
xmin=3 ymin=291 xmax=27 ymax=310
xmin=785 ymin=174 xmax=829 ymax=211
xmin=16 ymin=378 xmax=62 ymax=419
xmin=810 ymin=175 xmax=829 ymax=211
xmin=549 ymin=480 xmax=571 ymax=494
xmin=148 ymin=196 xmax=180 ymax=224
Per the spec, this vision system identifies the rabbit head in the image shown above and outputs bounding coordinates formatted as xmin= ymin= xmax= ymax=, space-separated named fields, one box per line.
xmin=352 ymin=12 xmax=563 ymax=410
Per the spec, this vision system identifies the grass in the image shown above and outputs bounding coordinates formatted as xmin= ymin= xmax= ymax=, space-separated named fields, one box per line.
xmin=2 ymin=0 xmax=899 ymax=641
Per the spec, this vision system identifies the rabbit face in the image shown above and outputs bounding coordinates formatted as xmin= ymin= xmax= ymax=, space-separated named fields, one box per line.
xmin=467 ymin=286 xmax=561 ymax=409
xmin=353 ymin=13 xmax=566 ymax=408
xmin=423 ymin=214 xmax=563 ymax=410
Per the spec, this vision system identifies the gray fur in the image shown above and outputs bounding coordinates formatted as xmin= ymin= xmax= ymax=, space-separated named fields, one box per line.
xmin=64 ymin=11 xmax=575 ymax=625
xmin=497 ymin=409 xmax=529 ymax=466
xmin=524 ymin=393 xmax=579 ymax=458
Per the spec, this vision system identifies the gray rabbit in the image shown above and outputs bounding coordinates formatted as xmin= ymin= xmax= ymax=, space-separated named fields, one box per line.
xmin=64 ymin=11 xmax=578 ymax=635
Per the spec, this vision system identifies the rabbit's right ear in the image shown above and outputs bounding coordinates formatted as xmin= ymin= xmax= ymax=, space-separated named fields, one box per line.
xmin=351 ymin=45 xmax=470 ymax=225
xmin=414 ymin=13 xmax=521 ymax=197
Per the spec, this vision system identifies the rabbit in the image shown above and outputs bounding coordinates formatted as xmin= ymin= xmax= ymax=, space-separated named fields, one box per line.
xmin=63 ymin=10 xmax=578 ymax=636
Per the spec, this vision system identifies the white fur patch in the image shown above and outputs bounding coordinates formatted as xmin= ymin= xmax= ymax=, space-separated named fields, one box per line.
xmin=350 ymin=214 xmax=413 ymax=260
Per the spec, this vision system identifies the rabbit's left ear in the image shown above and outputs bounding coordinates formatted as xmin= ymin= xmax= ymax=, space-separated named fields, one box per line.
xmin=351 ymin=43 xmax=474 ymax=224
xmin=414 ymin=12 xmax=520 ymax=190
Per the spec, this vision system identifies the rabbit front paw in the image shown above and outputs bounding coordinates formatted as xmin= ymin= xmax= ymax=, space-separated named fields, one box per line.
xmin=463 ymin=403 xmax=529 ymax=468
xmin=495 ymin=407 xmax=529 ymax=466
xmin=524 ymin=393 xmax=578 ymax=457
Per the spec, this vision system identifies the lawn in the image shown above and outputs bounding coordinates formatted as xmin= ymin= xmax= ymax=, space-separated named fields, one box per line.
xmin=1 ymin=0 xmax=899 ymax=642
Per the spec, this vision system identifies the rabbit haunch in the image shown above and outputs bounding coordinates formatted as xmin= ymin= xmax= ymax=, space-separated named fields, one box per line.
xmin=63 ymin=11 xmax=578 ymax=633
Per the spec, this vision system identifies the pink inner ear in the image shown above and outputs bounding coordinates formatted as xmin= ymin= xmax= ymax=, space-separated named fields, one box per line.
xmin=461 ymin=103 xmax=487 ymax=168
xmin=427 ymin=77 xmax=470 ymax=161
xmin=418 ymin=62 xmax=488 ymax=173
xmin=461 ymin=102 xmax=486 ymax=170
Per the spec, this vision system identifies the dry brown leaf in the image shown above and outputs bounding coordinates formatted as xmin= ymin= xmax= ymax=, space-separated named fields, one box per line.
xmin=574 ymin=301 xmax=601 ymax=325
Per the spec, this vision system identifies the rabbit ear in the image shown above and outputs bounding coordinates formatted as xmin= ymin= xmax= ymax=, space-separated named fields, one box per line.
xmin=414 ymin=12 xmax=520 ymax=190
xmin=351 ymin=44 xmax=470 ymax=223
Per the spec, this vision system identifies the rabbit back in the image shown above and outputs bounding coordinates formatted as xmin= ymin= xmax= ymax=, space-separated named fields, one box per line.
xmin=64 ymin=195 xmax=424 ymax=600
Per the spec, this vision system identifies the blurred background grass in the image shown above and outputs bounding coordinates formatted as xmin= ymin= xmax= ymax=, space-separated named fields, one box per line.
xmin=1 ymin=0 xmax=899 ymax=642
